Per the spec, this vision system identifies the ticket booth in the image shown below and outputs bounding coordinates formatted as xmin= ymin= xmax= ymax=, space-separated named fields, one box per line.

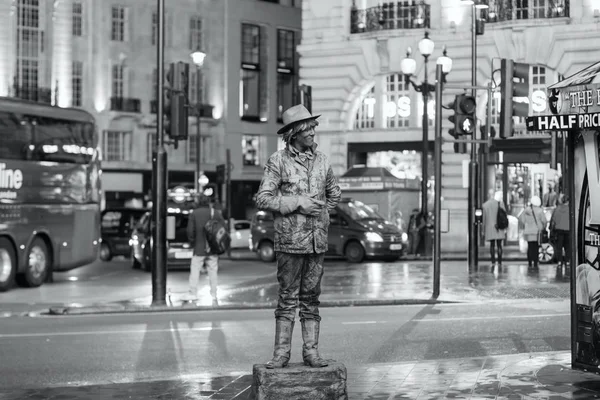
xmin=527 ymin=60 xmax=600 ymax=371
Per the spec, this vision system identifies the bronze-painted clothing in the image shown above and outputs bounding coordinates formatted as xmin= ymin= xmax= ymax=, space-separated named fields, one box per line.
xmin=255 ymin=144 xmax=342 ymax=254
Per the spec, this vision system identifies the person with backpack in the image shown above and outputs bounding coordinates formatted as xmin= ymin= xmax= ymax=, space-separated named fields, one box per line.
xmin=185 ymin=194 xmax=226 ymax=306
xmin=482 ymin=189 xmax=507 ymax=266
xmin=518 ymin=195 xmax=548 ymax=269
xmin=255 ymin=104 xmax=341 ymax=369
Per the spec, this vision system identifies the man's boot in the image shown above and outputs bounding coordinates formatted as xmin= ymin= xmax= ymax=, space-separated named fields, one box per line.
xmin=265 ymin=319 xmax=294 ymax=369
xmin=301 ymin=319 xmax=328 ymax=368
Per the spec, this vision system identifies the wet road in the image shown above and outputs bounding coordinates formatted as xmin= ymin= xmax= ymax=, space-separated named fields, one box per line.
xmin=0 ymin=300 xmax=570 ymax=389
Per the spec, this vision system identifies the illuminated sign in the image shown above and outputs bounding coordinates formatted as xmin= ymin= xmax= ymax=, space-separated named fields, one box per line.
xmin=531 ymin=89 xmax=547 ymax=113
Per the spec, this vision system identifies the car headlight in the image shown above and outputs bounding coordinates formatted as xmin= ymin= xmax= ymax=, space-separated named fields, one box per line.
xmin=401 ymin=232 xmax=408 ymax=243
xmin=365 ymin=232 xmax=383 ymax=242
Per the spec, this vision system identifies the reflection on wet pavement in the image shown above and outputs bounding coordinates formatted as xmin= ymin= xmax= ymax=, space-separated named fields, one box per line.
xmin=217 ymin=261 xmax=571 ymax=306
xmin=3 ymin=352 xmax=600 ymax=399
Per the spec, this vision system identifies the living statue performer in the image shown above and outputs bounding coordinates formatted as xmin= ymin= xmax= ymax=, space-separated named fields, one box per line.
xmin=255 ymin=104 xmax=341 ymax=368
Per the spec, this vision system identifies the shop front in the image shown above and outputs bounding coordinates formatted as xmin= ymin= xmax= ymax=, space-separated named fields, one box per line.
xmin=484 ymin=135 xmax=564 ymax=247
xmin=526 ymin=60 xmax=600 ymax=372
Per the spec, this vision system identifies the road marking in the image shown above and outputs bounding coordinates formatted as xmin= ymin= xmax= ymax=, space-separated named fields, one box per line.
xmin=419 ymin=313 xmax=569 ymax=322
xmin=0 ymin=326 xmax=221 ymax=339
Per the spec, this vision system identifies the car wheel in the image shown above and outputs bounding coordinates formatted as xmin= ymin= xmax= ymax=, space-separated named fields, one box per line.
xmin=0 ymin=238 xmax=17 ymax=292
xmin=131 ymin=250 xmax=141 ymax=269
xmin=258 ymin=241 xmax=275 ymax=262
xmin=142 ymin=247 xmax=151 ymax=272
xmin=539 ymin=242 xmax=555 ymax=264
xmin=99 ymin=242 xmax=112 ymax=262
xmin=345 ymin=241 xmax=365 ymax=263
xmin=16 ymin=237 xmax=50 ymax=288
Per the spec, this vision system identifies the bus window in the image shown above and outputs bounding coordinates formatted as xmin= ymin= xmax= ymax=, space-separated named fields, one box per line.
xmin=30 ymin=116 xmax=94 ymax=164
xmin=0 ymin=112 xmax=30 ymax=160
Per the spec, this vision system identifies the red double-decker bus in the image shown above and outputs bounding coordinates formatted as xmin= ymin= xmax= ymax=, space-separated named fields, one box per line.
xmin=0 ymin=98 xmax=102 ymax=291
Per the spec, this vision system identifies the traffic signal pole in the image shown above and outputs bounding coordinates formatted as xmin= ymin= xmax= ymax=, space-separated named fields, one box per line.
xmin=468 ymin=1 xmax=479 ymax=271
xmin=152 ymin=0 xmax=167 ymax=306
xmin=433 ymin=64 xmax=443 ymax=298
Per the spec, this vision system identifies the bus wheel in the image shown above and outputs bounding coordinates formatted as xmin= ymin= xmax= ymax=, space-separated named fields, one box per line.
xmin=0 ymin=238 xmax=16 ymax=292
xmin=17 ymin=238 xmax=50 ymax=288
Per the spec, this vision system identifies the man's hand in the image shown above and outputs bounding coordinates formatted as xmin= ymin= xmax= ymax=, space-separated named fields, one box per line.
xmin=297 ymin=196 xmax=325 ymax=216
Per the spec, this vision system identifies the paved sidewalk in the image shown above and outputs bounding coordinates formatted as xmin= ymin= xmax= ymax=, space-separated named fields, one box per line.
xmin=47 ymin=260 xmax=571 ymax=315
xmin=1 ymin=351 xmax=599 ymax=399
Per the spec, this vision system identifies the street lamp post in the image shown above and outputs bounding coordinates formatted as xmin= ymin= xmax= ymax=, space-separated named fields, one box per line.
xmin=190 ymin=50 xmax=206 ymax=193
xmin=401 ymin=32 xmax=447 ymax=217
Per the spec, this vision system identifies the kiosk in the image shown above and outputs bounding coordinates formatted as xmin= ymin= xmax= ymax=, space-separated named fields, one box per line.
xmin=527 ymin=60 xmax=600 ymax=370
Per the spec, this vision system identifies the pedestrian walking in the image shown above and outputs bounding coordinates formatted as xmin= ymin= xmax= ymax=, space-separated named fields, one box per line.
xmin=255 ymin=104 xmax=342 ymax=369
xmin=518 ymin=195 xmax=547 ymax=269
xmin=407 ymin=208 xmax=426 ymax=256
xmin=482 ymin=190 xmax=506 ymax=266
xmin=550 ymin=193 xmax=570 ymax=267
xmin=186 ymin=194 xmax=223 ymax=306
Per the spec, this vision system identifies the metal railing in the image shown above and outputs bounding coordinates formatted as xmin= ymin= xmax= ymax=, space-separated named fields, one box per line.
xmin=13 ymin=86 xmax=52 ymax=104
xmin=110 ymin=97 xmax=141 ymax=113
xmin=482 ymin=0 xmax=569 ymax=22
xmin=350 ymin=2 xmax=431 ymax=34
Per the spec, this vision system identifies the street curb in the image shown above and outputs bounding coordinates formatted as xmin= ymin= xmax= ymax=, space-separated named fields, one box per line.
xmin=46 ymin=298 xmax=460 ymax=316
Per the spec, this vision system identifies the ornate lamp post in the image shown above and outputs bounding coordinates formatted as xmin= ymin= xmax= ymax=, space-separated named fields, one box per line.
xmin=401 ymin=32 xmax=451 ymax=217
xmin=190 ymin=50 xmax=206 ymax=193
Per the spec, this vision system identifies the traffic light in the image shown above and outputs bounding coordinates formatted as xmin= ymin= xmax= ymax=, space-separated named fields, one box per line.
xmin=499 ymin=58 xmax=529 ymax=138
xmin=447 ymin=94 xmax=476 ymax=154
xmin=165 ymin=62 xmax=189 ymax=140
xmin=448 ymin=94 xmax=476 ymax=137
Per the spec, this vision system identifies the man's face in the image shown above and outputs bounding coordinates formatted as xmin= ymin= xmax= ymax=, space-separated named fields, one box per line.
xmin=294 ymin=127 xmax=315 ymax=150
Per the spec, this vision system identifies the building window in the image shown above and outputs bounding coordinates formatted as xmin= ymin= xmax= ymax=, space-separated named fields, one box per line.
xmin=242 ymin=134 xmax=260 ymax=166
xmin=385 ymin=74 xmax=410 ymax=128
xmin=72 ymin=61 xmax=83 ymax=107
xmin=15 ymin=0 xmax=42 ymax=97
xmin=72 ymin=1 xmax=83 ymax=36
xmin=515 ymin=0 xmax=529 ymax=19
xmin=103 ymin=130 xmax=131 ymax=161
xmin=112 ymin=64 xmax=124 ymax=98
xmin=147 ymin=132 xmax=156 ymax=162
xmin=277 ymin=29 xmax=297 ymax=122
xmin=190 ymin=67 xmax=203 ymax=105
xmin=354 ymin=86 xmax=375 ymax=129
xmin=240 ymin=23 xmax=267 ymax=121
xmin=189 ymin=16 xmax=202 ymax=51
xmin=111 ymin=5 xmax=127 ymax=41
xmin=531 ymin=65 xmax=546 ymax=117
xmin=151 ymin=12 xmax=157 ymax=45
xmin=152 ymin=68 xmax=157 ymax=100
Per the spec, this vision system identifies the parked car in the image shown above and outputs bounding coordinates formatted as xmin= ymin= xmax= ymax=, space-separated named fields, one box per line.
xmin=130 ymin=207 xmax=195 ymax=271
xmin=100 ymin=208 xmax=148 ymax=261
xmin=249 ymin=198 xmax=407 ymax=263
xmin=230 ymin=219 xmax=251 ymax=249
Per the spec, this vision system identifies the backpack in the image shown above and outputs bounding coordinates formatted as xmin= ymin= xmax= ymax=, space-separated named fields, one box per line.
xmin=204 ymin=206 xmax=231 ymax=255
xmin=496 ymin=202 xmax=509 ymax=230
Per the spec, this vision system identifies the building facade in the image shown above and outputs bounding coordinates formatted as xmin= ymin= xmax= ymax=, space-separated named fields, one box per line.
xmin=297 ymin=0 xmax=600 ymax=252
xmin=0 ymin=0 xmax=301 ymax=218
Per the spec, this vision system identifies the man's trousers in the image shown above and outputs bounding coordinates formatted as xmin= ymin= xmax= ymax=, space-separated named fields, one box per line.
xmin=274 ymin=252 xmax=325 ymax=322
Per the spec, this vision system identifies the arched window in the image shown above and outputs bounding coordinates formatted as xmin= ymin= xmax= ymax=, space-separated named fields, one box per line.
xmin=384 ymin=73 xmax=410 ymax=128
xmin=354 ymin=85 xmax=375 ymax=129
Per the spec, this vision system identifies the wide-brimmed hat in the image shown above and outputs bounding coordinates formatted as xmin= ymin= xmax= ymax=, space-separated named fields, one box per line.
xmin=277 ymin=104 xmax=321 ymax=135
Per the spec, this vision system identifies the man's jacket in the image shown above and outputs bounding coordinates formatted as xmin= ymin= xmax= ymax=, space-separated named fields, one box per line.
xmin=255 ymin=144 xmax=341 ymax=254
xmin=187 ymin=204 xmax=224 ymax=256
